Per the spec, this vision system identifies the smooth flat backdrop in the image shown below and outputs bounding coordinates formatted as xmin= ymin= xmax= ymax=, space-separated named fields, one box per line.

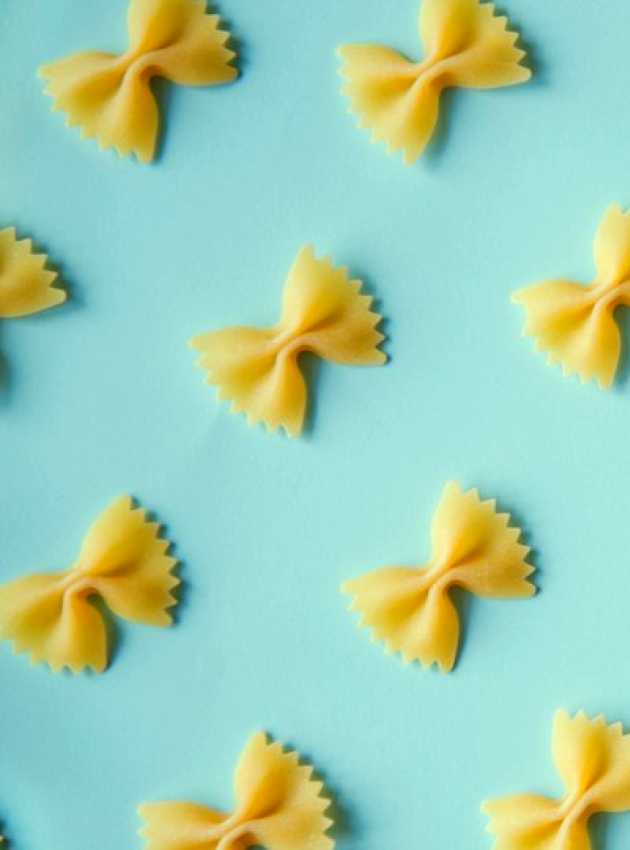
xmin=2 ymin=1 xmax=630 ymax=848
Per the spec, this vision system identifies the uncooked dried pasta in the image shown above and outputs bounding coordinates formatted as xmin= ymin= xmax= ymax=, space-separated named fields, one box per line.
xmin=0 ymin=496 xmax=178 ymax=673
xmin=191 ymin=245 xmax=386 ymax=437
xmin=40 ymin=0 xmax=237 ymax=162
xmin=342 ymin=482 xmax=534 ymax=672
xmin=0 ymin=227 xmax=65 ymax=319
xmin=514 ymin=204 xmax=630 ymax=388
xmin=338 ymin=0 xmax=531 ymax=164
xmin=139 ymin=731 xmax=334 ymax=850
xmin=483 ymin=710 xmax=630 ymax=850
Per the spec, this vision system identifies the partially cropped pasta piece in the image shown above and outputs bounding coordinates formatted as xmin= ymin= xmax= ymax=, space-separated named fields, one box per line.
xmin=0 ymin=227 xmax=65 ymax=319
xmin=191 ymin=245 xmax=386 ymax=437
xmin=483 ymin=710 xmax=630 ymax=850
xmin=514 ymin=204 xmax=630 ymax=388
xmin=0 ymin=496 xmax=179 ymax=673
xmin=342 ymin=482 xmax=534 ymax=671
xmin=338 ymin=0 xmax=531 ymax=164
xmin=139 ymin=732 xmax=334 ymax=850
xmin=40 ymin=0 xmax=237 ymax=162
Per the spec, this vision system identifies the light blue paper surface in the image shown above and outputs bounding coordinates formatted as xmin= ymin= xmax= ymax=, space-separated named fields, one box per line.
xmin=2 ymin=1 xmax=630 ymax=847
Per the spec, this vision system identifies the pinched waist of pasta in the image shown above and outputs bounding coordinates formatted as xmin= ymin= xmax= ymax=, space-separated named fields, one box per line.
xmin=589 ymin=278 xmax=630 ymax=310
xmin=383 ymin=52 xmax=490 ymax=91
xmin=239 ymin=324 xmax=379 ymax=366
xmin=72 ymin=44 xmax=194 ymax=83
xmin=32 ymin=562 xmax=136 ymax=602
xmin=536 ymin=786 xmax=607 ymax=834
xmin=386 ymin=558 xmax=487 ymax=596
xmin=197 ymin=810 xmax=273 ymax=850
xmin=55 ymin=571 xmax=107 ymax=598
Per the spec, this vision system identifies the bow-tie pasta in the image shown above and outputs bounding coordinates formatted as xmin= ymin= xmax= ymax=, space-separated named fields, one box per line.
xmin=191 ymin=245 xmax=386 ymax=437
xmin=139 ymin=732 xmax=334 ymax=850
xmin=483 ymin=711 xmax=630 ymax=850
xmin=0 ymin=496 xmax=179 ymax=673
xmin=40 ymin=0 xmax=237 ymax=162
xmin=514 ymin=204 xmax=630 ymax=388
xmin=342 ymin=482 xmax=535 ymax=671
xmin=338 ymin=0 xmax=531 ymax=164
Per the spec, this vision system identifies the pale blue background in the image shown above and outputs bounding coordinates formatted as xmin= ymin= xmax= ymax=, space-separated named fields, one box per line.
xmin=2 ymin=0 xmax=630 ymax=847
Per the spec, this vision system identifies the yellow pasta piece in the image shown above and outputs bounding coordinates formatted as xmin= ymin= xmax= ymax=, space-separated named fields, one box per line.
xmin=483 ymin=710 xmax=630 ymax=850
xmin=338 ymin=0 xmax=531 ymax=164
xmin=0 ymin=496 xmax=178 ymax=674
xmin=0 ymin=227 xmax=65 ymax=319
xmin=191 ymin=245 xmax=386 ymax=437
xmin=342 ymin=482 xmax=534 ymax=672
xmin=514 ymin=204 xmax=630 ymax=388
xmin=40 ymin=0 xmax=237 ymax=162
xmin=138 ymin=731 xmax=334 ymax=850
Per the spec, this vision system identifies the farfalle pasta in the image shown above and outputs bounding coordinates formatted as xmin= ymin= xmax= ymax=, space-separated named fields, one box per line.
xmin=483 ymin=710 xmax=630 ymax=850
xmin=191 ymin=245 xmax=386 ymax=437
xmin=338 ymin=0 xmax=531 ymax=164
xmin=139 ymin=731 xmax=334 ymax=850
xmin=40 ymin=0 xmax=237 ymax=162
xmin=0 ymin=227 xmax=65 ymax=319
xmin=514 ymin=204 xmax=630 ymax=388
xmin=342 ymin=482 xmax=534 ymax=671
xmin=0 ymin=496 xmax=178 ymax=673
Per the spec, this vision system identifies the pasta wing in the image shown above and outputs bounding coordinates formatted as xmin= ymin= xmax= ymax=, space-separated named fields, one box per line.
xmin=482 ymin=794 xmax=576 ymax=850
xmin=40 ymin=0 xmax=236 ymax=162
xmin=342 ymin=482 xmax=534 ymax=671
xmin=281 ymin=247 xmax=385 ymax=366
xmin=0 ymin=572 xmax=107 ymax=673
xmin=514 ymin=205 xmax=630 ymax=388
xmin=40 ymin=51 xmax=159 ymax=162
xmin=0 ymin=227 xmax=65 ymax=318
xmin=338 ymin=0 xmax=530 ymax=163
xmin=513 ymin=279 xmax=620 ymax=387
xmin=422 ymin=0 xmax=531 ymax=89
xmin=342 ymin=567 xmax=460 ymax=671
xmin=234 ymin=733 xmax=333 ymax=850
xmin=138 ymin=802 xmax=229 ymax=850
xmin=553 ymin=711 xmax=630 ymax=814
xmin=192 ymin=325 xmax=307 ymax=436
xmin=430 ymin=482 xmax=533 ymax=598
xmin=191 ymin=246 xmax=385 ymax=437
xmin=419 ymin=0 xmax=479 ymax=59
xmin=138 ymin=733 xmax=334 ymax=850
xmin=0 ymin=496 xmax=178 ymax=673
xmin=76 ymin=496 xmax=179 ymax=626
xmin=593 ymin=203 xmax=630 ymax=286
xmin=128 ymin=0 xmax=237 ymax=86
